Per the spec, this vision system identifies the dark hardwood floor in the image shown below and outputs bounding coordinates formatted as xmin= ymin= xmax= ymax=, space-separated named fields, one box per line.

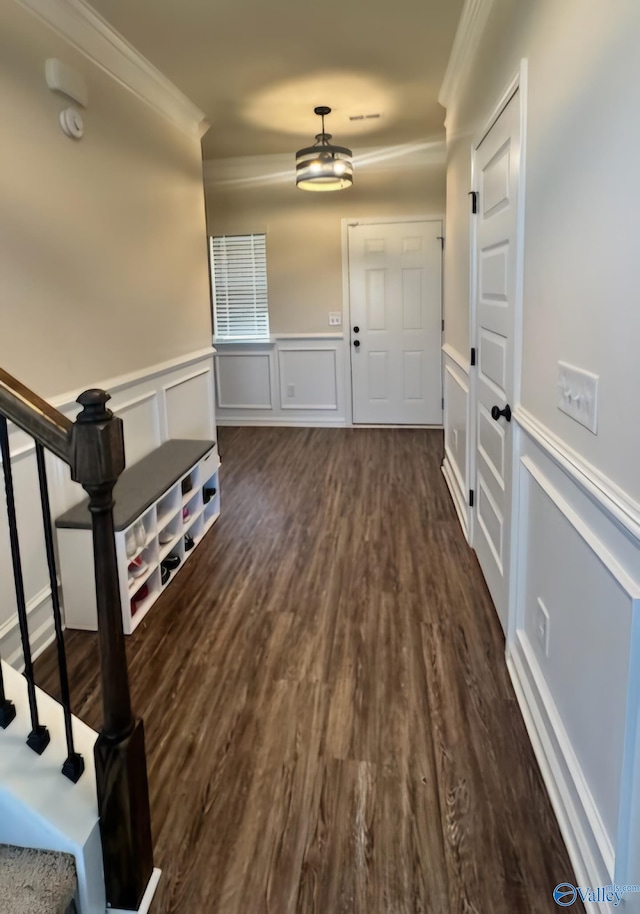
xmin=36 ymin=427 xmax=581 ymax=913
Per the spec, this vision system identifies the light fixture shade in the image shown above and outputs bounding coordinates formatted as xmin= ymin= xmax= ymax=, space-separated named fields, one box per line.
xmin=295 ymin=107 xmax=353 ymax=192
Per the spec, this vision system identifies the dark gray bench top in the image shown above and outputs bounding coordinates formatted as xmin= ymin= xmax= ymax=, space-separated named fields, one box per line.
xmin=56 ymin=438 xmax=215 ymax=532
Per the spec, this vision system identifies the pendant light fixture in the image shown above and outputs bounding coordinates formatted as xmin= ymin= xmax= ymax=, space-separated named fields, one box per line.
xmin=295 ymin=106 xmax=353 ymax=192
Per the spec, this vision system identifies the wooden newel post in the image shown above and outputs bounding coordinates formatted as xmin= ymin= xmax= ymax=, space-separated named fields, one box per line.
xmin=70 ymin=389 xmax=154 ymax=911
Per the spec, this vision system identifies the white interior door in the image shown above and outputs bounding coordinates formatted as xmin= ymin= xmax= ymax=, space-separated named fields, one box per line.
xmin=472 ymin=90 xmax=521 ymax=631
xmin=348 ymin=221 xmax=442 ymax=425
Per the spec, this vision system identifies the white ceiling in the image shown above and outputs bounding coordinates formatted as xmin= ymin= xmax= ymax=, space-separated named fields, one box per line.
xmin=89 ymin=0 xmax=465 ymax=159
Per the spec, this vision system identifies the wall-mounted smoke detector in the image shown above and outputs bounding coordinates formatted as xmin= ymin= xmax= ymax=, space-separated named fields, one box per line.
xmin=349 ymin=113 xmax=382 ymax=121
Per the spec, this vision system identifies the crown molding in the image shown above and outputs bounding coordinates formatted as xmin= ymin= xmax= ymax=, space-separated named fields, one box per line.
xmin=14 ymin=0 xmax=209 ymax=138
xmin=439 ymin=0 xmax=497 ymax=111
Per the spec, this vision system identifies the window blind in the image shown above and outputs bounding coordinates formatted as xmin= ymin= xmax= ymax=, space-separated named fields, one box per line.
xmin=210 ymin=234 xmax=270 ymax=341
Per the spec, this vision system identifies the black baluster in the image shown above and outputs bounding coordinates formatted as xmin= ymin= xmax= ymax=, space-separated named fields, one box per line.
xmin=0 ymin=417 xmax=50 ymax=753
xmin=0 ymin=654 xmax=16 ymax=728
xmin=35 ymin=443 xmax=84 ymax=781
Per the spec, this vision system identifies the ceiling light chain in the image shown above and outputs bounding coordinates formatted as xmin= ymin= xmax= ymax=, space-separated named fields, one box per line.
xmin=295 ymin=106 xmax=353 ymax=192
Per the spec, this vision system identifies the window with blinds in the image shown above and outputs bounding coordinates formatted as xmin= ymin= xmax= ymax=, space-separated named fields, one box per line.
xmin=210 ymin=233 xmax=270 ymax=341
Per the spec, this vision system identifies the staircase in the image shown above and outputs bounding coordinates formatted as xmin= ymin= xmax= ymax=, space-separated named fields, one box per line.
xmin=0 ymin=369 xmax=159 ymax=913
xmin=0 ymin=661 xmax=103 ymax=913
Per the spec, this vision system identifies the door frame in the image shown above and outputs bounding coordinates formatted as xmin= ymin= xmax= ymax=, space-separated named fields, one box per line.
xmin=468 ymin=60 xmax=528 ymax=643
xmin=341 ymin=214 xmax=446 ymax=427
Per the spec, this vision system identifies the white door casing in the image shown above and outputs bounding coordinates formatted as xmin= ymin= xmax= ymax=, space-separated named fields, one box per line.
xmin=472 ymin=89 xmax=521 ymax=631
xmin=348 ymin=220 xmax=443 ymax=425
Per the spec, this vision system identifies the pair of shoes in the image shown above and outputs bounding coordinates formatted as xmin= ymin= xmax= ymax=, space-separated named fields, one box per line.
xmin=125 ymin=520 xmax=147 ymax=558
xmin=131 ymin=583 xmax=149 ymax=614
xmin=163 ymin=554 xmax=181 ymax=571
xmin=203 ymin=486 xmax=217 ymax=505
xmin=181 ymin=473 xmax=193 ymax=496
xmin=159 ymin=529 xmax=173 ymax=545
xmin=184 ymin=534 xmax=194 ymax=552
xmin=182 ymin=507 xmax=190 ymax=524
xmin=161 ymin=564 xmax=170 ymax=585
xmin=128 ymin=556 xmax=148 ymax=581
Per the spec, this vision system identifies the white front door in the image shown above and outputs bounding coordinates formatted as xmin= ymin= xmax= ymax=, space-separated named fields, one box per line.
xmin=348 ymin=220 xmax=442 ymax=425
xmin=472 ymin=90 xmax=521 ymax=631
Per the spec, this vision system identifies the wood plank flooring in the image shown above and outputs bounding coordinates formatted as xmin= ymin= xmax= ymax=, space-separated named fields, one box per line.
xmin=36 ymin=427 xmax=582 ymax=913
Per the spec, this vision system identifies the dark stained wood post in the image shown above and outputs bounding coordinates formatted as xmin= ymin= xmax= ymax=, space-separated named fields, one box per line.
xmin=70 ymin=389 xmax=153 ymax=911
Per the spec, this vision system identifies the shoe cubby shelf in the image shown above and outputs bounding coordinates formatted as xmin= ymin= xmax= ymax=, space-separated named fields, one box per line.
xmin=56 ymin=439 xmax=221 ymax=635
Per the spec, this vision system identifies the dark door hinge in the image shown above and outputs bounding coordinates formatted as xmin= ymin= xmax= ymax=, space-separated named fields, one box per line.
xmin=441 ymin=397 xmax=444 ymax=410
xmin=469 ymin=489 xmax=475 ymax=507
xmin=469 ymin=191 xmax=478 ymax=214
xmin=437 ymin=235 xmax=445 ymax=250
xmin=441 ymin=318 xmax=445 ymax=332
xmin=470 ymin=347 xmax=476 ymax=366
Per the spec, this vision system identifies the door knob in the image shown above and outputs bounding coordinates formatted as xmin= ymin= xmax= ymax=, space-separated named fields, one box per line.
xmin=491 ymin=404 xmax=512 ymax=422
xmin=353 ymin=340 xmax=361 ymax=348
xmin=353 ymin=326 xmax=360 ymax=333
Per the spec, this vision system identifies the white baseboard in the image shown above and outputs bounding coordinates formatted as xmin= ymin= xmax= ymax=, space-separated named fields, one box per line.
xmin=217 ymin=417 xmax=347 ymax=428
xmin=508 ymin=635 xmax=616 ymax=913
xmin=442 ymin=457 xmax=469 ymax=541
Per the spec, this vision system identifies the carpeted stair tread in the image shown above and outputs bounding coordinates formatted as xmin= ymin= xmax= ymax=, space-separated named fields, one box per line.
xmin=0 ymin=845 xmax=77 ymax=914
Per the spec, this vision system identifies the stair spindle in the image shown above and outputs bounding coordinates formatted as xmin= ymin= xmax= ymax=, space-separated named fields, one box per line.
xmin=35 ymin=443 xmax=84 ymax=781
xmin=0 ymin=417 xmax=50 ymax=753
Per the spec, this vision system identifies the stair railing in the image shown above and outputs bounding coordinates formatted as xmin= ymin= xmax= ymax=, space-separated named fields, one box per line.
xmin=0 ymin=368 xmax=154 ymax=912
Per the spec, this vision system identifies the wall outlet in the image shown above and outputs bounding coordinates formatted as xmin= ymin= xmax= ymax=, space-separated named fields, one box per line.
xmin=287 ymin=384 xmax=295 ymax=397
xmin=328 ymin=312 xmax=342 ymax=326
xmin=535 ymin=597 xmax=550 ymax=658
xmin=557 ymin=361 xmax=599 ymax=434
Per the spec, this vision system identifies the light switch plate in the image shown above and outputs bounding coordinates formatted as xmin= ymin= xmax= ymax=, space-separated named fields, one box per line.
xmin=557 ymin=361 xmax=599 ymax=434
xmin=328 ymin=312 xmax=342 ymax=326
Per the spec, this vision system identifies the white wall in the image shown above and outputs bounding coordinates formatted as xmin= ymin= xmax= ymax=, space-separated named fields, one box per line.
xmin=205 ymin=147 xmax=446 ymax=335
xmin=0 ymin=0 xmax=212 ymax=398
xmin=444 ymin=0 xmax=640 ymax=505
xmin=206 ymin=148 xmax=446 ymax=427
xmin=0 ymin=0 xmax=216 ymax=659
xmin=441 ymin=0 xmax=640 ymax=906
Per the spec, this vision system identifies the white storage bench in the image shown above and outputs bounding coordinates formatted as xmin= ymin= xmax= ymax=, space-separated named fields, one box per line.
xmin=56 ymin=438 xmax=220 ymax=634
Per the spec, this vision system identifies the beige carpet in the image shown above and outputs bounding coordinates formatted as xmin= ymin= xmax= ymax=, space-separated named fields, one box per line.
xmin=0 ymin=845 xmax=77 ymax=914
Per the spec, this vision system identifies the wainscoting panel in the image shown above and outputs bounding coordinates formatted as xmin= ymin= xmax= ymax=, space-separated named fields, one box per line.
xmin=216 ymin=336 xmax=346 ymax=426
xmin=112 ymin=391 xmax=162 ymax=465
xmin=441 ymin=346 xmax=470 ymax=538
xmin=164 ymin=366 xmax=216 ymax=439
xmin=215 ymin=353 xmax=273 ymax=410
xmin=508 ymin=427 xmax=640 ymax=907
xmin=278 ymin=348 xmax=338 ymax=410
xmin=0 ymin=349 xmax=216 ymax=664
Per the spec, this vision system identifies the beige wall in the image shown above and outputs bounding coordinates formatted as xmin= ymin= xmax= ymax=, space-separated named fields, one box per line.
xmin=206 ymin=154 xmax=446 ymax=334
xmin=0 ymin=0 xmax=212 ymax=398
xmin=443 ymin=0 xmax=640 ymax=501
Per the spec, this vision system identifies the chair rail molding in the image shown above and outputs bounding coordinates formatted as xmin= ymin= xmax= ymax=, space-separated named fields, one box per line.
xmin=442 ymin=342 xmax=471 ymax=375
xmin=515 ymin=405 xmax=640 ymax=542
xmin=14 ymin=0 xmax=209 ymax=137
xmin=0 ymin=347 xmax=216 ymax=661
